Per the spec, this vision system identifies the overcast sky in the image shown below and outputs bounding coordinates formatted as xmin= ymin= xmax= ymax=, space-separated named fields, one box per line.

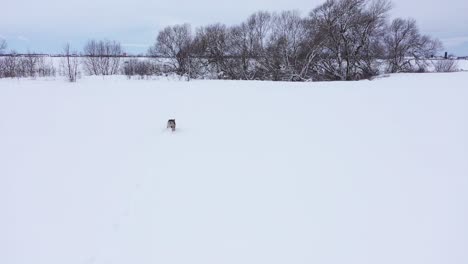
xmin=1 ymin=0 xmax=467 ymax=55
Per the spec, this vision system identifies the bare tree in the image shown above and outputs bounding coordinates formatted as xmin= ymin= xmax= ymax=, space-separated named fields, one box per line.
xmin=247 ymin=11 xmax=273 ymax=55
xmin=2 ymin=51 xmax=18 ymax=78
xmin=123 ymin=59 xmax=157 ymax=79
xmin=0 ymin=39 xmax=6 ymax=54
xmin=193 ymin=23 xmax=239 ymax=79
xmin=226 ymin=24 xmax=256 ymax=79
xmin=258 ymin=10 xmax=310 ymax=81
xmin=433 ymin=59 xmax=458 ymax=72
xmin=294 ymin=17 xmax=325 ymax=81
xmin=384 ymin=18 xmax=442 ymax=73
xmin=83 ymin=40 xmax=123 ymax=75
xmin=140 ymin=0 xmax=444 ymax=81
xmin=148 ymin=24 xmax=193 ymax=77
xmin=37 ymin=57 xmax=56 ymax=77
xmin=0 ymin=41 xmax=6 ymax=77
xmin=222 ymin=11 xmax=274 ymax=80
xmin=22 ymin=50 xmax=39 ymax=77
xmin=310 ymin=0 xmax=391 ymax=80
xmin=61 ymin=43 xmax=80 ymax=82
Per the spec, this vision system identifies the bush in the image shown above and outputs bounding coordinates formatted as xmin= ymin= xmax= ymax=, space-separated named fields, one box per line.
xmin=123 ymin=59 xmax=159 ymax=79
xmin=433 ymin=59 xmax=459 ymax=72
xmin=0 ymin=55 xmax=56 ymax=78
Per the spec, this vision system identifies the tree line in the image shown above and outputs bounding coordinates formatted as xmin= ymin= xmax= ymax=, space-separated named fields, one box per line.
xmin=0 ymin=0 xmax=459 ymax=82
xmin=149 ymin=0 xmax=444 ymax=81
xmin=0 ymin=42 xmax=56 ymax=78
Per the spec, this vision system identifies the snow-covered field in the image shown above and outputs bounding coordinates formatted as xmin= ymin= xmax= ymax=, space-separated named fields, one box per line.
xmin=1 ymin=73 xmax=467 ymax=264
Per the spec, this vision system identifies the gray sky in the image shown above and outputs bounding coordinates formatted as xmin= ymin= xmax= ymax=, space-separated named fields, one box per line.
xmin=1 ymin=0 xmax=467 ymax=55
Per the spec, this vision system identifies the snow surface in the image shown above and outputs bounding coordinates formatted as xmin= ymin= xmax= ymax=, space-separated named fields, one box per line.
xmin=1 ymin=73 xmax=468 ymax=264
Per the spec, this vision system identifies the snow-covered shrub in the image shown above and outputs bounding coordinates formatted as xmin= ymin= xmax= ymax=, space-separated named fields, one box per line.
xmin=123 ymin=59 xmax=160 ymax=79
xmin=433 ymin=60 xmax=459 ymax=73
xmin=0 ymin=54 xmax=55 ymax=78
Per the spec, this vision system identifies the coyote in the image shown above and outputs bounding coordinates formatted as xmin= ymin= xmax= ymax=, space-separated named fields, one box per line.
xmin=167 ymin=119 xmax=176 ymax=132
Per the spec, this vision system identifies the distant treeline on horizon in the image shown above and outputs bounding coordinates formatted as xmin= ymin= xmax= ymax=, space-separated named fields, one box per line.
xmin=0 ymin=0 xmax=464 ymax=81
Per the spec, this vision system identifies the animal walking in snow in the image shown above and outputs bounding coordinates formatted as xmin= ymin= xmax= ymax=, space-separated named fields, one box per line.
xmin=167 ymin=119 xmax=176 ymax=132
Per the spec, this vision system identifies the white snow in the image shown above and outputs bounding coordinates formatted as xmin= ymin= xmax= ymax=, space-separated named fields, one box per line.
xmin=1 ymin=73 xmax=468 ymax=264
